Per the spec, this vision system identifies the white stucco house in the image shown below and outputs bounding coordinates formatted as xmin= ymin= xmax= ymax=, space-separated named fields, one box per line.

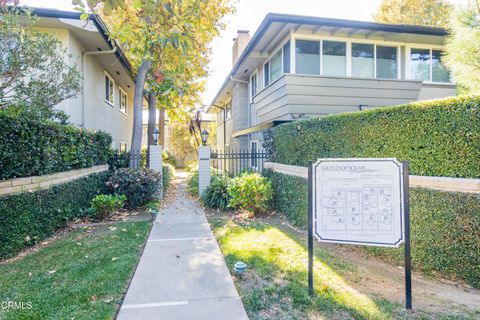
xmin=32 ymin=7 xmax=140 ymax=151
xmin=207 ymin=13 xmax=457 ymax=153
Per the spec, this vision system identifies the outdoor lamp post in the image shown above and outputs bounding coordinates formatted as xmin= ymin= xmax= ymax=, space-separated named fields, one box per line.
xmin=201 ymin=129 xmax=209 ymax=146
xmin=152 ymin=128 xmax=160 ymax=145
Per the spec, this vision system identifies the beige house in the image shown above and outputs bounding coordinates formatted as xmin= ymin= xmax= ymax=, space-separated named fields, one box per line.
xmin=208 ymin=13 xmax=457 ymax=152
xmin=33 ymin=8 xmax=139 ymax=151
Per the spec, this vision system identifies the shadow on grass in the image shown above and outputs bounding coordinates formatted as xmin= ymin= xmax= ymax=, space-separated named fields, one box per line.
xmin=215 ymin=219 xmax=400 ymax=320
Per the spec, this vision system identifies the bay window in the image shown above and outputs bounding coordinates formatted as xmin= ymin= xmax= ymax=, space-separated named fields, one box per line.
xmin=322 ymin=41 xmax=346 ymax=76
xmin=376 ymin=46 xmax=397 ymax=79
xmin=351 ymin=43 xmax=374 ymax=78
xmin=270 ymin=49 xmax=282 ymax=83
xmin=410 ymin=48 xmax=450 ymax=83
xmin=296 ymin=40 xmax=320 ymax=75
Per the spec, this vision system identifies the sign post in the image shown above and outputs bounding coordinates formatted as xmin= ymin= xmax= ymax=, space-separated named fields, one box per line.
xmin=307 ymin=158 xmax=412 ymax=309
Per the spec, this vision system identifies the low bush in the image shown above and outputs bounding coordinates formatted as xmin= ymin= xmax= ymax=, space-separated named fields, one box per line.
xmin=228 ymin=173 xmax=273 ymax=215
xmin=0 ymin=111 xmax=112 ymax=180
xmin=163 ymin=150 xmax=176 ymax=167
xmin=90 ymin=194 xmax=126 ymax=220
xmin=107 ymin=168 xmax=161 ymax=208
xmin=0 ymin=171 xmax=110 ymax=259
xmin=162 ymin=163 xmax=174 ymax=191
xmin=265 ymin=95 xmax=480 ymax=178
xmin=202 ymin=176 xmax=231 ymax=211
xmin=187 ymin=169 xmax=199 ymax=196
xmin=265 ymin=170 xmax=480 ymax=288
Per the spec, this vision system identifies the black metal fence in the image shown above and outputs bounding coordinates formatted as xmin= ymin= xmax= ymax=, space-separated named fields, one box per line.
xmin=210 ymin=149 xmax=269 ymax=178
xmin=108 ymin=150 xmax=146 ymax=170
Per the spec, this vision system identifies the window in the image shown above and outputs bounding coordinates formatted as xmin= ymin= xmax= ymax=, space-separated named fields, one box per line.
xmin=250 ymin=72 xmax=258 ymax=102
xmin=105 ymin=72 xmax=114 ymax=105
xmin=119 ymin=87 xmax=127 ymax=113
xmin=432 ymin=50 xmax=450 ymax=82
xmin=352 ymin=43 xmax=374 ymax=78
xmin=264 ymin=62 xmax=270 ymax=87
xmin=376 ymin=46 xmax=397 ymax=79
xmin=119 ymin=142 xmax=127 ymax=152
xmin=296 ymin=40 xmax=320 ymax=75
xmin=322 ymin=41 xmax=346 ymax=76
xmin=225 ymin=101 xmax=232 ymax=119
xmin=283 ymin=41 xmax=291 ymax=73
xmin=250 ymin=140 xmax=258 ymax=168
xmin=410 ymin=48 xmax=450 ymax=83
xmin=270 ymin=49 xmax=282 ymax=83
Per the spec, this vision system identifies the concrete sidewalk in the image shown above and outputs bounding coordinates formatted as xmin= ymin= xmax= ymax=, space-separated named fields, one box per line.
xmin=117 ymin=173 xmax=248 ymax=320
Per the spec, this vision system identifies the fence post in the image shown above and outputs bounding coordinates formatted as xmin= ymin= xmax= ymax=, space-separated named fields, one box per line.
xmin=149 ymin=145 xmax=163 ymax=199
xmin=198 ymin=146 xmax=211 ymax=195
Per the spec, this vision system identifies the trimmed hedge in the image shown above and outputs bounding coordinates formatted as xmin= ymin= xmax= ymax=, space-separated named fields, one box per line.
xmin=265 ymin=170 xmax=480 ymax=288
xmin=0 ymin=112 xmax=112 ymax=180
xmin=0 ymin=171 xmax=110 ymax=259
xmin=264 ymin=95 xmax=480 ymax=178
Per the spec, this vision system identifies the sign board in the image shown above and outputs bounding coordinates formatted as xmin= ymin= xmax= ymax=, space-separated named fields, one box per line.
xmin=312 ymin=158 xmax=404 ymax=247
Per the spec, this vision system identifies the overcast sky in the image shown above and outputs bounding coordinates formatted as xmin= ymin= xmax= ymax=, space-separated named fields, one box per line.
xmin=21 ymin=0 xmax=471 ymax=107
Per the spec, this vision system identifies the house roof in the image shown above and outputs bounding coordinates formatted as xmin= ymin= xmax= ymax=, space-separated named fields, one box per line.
xmin=30 ymin=7 xmax=135 ymax=81
xmin=207 ymin=13 xmax=448 ymax=112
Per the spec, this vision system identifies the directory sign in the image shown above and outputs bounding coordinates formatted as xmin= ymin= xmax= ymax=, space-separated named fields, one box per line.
xmin=312 ymin=158 xmax=404 ymax=247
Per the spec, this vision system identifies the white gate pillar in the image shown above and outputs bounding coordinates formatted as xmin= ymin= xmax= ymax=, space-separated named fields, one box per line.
xmin=149 ymin=145 xmax=163 ymax=199
xmin=198 ymin=146 xmax=211 ymax=195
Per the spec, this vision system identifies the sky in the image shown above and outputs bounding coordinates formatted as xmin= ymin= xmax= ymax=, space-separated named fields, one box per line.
xmin=21 ymin=0 xmax=471 ymax=107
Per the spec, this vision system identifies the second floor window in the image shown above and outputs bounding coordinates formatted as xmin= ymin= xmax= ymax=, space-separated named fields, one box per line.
xmin=410 ymin=48 xmax=450 ymax=83
xmin=105 ymin=72 xmax=114 ymax=105
xmin=250 ymin=72 xmax=257 ymax=102
xmin=225 ymin=101 xmax=232 ymax=119
xmin=119 ymin=88 xmax=127 ymax=113
xmin=264 ymin=61 xmax=270 ymax=87
xmin=296 ymin=40 xmax=320 ymax=75
xmin=323 ymin=40 xmax=346 ymax=77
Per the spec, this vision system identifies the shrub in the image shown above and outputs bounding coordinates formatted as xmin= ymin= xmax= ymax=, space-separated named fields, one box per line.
xmin=202 ymin=176 xmax=231 ymax=211
xmin=163 ymin=150 xmax=176 ymax=167
xmin=107 ymin=168 xmax=161 ymax=208
xmin=265 ymin=170 xmax=480 ymax=288
xmin=227 ymin=173 xmax=273 ymax=215
xmin=187 ymin=169 xmax=199 ymax=196
xmin=265 ymin=95 xmax=480 ymax=178
xmin=0 ymin=171 xmax=110 ymax=259
xmin=162 ymin=163 xmax=174 ymax=191
xmin=0 ymin=111 xmax=112 ymax=180
xmin=90 ymin=194 xmax=126 ymax=220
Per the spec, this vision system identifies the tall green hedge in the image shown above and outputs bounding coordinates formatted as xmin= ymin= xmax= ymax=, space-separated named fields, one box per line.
xmin=0 ymin=172 xmax=110 ymax=259
xmin=264 ymin=95 xmax=480 ymax=178
xmin=265 ymin=170 xmax=480 ymax=288
xmin=0 ymin=112 xmax=112 ymax=180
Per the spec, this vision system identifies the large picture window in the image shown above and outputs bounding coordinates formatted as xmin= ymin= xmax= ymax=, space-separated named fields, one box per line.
xmin=351 ymin=43 xmax=374 ymax=78
xmin=104 ymin=72 xmax=114 ymax=105
xmin=410 ymin=48 xmax=450 ymax=83
xmin=322 ymin=41 xmax=346 ymax=77
xmin=376 ymin=46 xmax=397 ymax=79
xmin=296 ymin=40 xmax=320 ymax=75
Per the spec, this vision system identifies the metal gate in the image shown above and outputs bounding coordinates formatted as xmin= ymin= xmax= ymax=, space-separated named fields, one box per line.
xmin=210 ymin=149 xmax=269 ymax=178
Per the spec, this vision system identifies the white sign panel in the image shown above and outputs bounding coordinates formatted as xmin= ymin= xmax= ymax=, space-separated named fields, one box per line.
xmin=313 ymin=158 xmax=404 ymax=247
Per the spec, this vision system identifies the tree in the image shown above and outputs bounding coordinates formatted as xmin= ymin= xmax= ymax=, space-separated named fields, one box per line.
xmin=0 ymin=6 xmax=81 ymax=121
xmin=444 ymin=1 xmax=480 ymax=93
xmin=374 ymin=0 xmax=453 ymax=27
xmin=77 ymin=0 xmax=233 ymax=168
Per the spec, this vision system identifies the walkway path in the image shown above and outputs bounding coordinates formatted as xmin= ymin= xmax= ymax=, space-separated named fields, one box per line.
xmin=117 ymin=171 xmax=248 ymax=320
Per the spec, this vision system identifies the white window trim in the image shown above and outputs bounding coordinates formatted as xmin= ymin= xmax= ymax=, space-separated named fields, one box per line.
xmin=119 ymin=87 xmax=128 ymax=115
xmin=262 ymin=36 xmax=291 ymax=89
xmin=104 ymin=71 xmax=115 ymax=107
xmin=250 ymin=139 xmax=259 ymax=169
xmin=263 ymin=60 xmax=270 ymax=88
xmin=224 ymin=98 xmax=232 ymax=120
xmin=119 ymin=141 xmax=127 ymax=152
xmin=405 ymin=44 xmax=453 ymax=84
xmin=249 ymin=70 xmax=258 ymax=103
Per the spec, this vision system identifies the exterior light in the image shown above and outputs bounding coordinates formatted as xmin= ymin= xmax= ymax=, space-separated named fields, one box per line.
xmin=234 ymin=261 xmax=247 ymax=277
xmin=152 ymin=128 xmax=160 ymax=145
xmin=201 ymin=129 xmax=209 ymax=146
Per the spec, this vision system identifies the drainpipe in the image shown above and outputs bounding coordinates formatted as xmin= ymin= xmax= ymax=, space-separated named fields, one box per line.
xmin=81 ymin=47 xmax=117 ymax=128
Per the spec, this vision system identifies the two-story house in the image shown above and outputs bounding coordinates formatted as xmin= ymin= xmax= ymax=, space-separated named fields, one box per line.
xmin=207 ymin=13 xmax=456 ymax=153
xmin=32 ymin=8 xmax=141 ymax=151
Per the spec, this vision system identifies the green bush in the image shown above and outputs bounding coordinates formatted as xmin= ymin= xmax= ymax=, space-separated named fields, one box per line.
xmin=0 ymin=111 xmax=112 ymax=180
xmin=90 ymin=194 xmax=126 ymax=220
xmin=163 ymin=150 xmax=176 ymax=167
xmin=202 ymin=176 xmax=231 ymax=211
xmin=162 ymin=163 xmax=174 ymax=191
xmin=0 ymin=171 xmax=110 ymax=259
xmin=107 ymin=168 xmax=161 ymax=208
xmin=187 ymin=169 xmax=199 ymax=196
xmin=228 ymin=173 xmax=273 ymax=215
xmin=265 ymin=95 xmax=480 ymax=178
xmin=265 ymin=170 xmax=480 ymax=288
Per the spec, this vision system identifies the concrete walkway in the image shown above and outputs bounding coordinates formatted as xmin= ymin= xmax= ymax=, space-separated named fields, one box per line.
xmin=117 ymin=172 xmax=248 ymax=320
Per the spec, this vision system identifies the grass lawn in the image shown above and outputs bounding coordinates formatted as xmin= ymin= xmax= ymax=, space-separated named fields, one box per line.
xmin=0 ymin=221 xmax=151 ymax=320
xmin=209 ymin=216 xmax=477 ymax=320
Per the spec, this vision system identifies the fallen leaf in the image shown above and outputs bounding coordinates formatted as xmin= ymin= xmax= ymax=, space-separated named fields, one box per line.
xmin=76 ymin=242 xmax=82 ymax=246
xmin=112 ymin=257 xmax=119 ymax=261
xmin=48 ymin=270 xmax=56 ymax=275
xmin=122 ymin=229 xmax=127 ymax=232
xmin=28 ymin=272 xmax=32 ymax=277
xmin=90 ymin=295 xmax=97 ymax=302
xmin=108 ymin=226 xmax=117 ymax=231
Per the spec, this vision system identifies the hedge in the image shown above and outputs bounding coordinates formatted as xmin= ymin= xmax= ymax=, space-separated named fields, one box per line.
xmin=264 ymin=95 xmax=480 ymax=178
xmin=265 ymin=170 xmax=480 ymax=288
xmin=0 ymin=171 xmax=110 ymax=259
xmin=0 ymin=111 xmax=112 ymax=180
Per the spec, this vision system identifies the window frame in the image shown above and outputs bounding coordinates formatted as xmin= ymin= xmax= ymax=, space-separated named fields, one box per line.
xmin=250 ymin=140 xmax=259 ymax=168
xmin=119 ymin=142 xmax=127 ymax=152
xmin=118 ymin=87 xmax=128 ymax=114
xmin=262 ymin=37 xmax=291 ymax=89
xmin=406 ymin=45 xmax=451 ymax=84
xmin=249 ymin=70 xmax=258 ymax=103
xmin=225 ymin=98 xmax=232 ymax=120
xmin=104 ymin=71 xmax=115 ymax=107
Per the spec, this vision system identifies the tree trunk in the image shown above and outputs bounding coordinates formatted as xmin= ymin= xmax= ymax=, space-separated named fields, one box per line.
xmin=146 ymin=91 xmax=156 ymax=167
xmin=158 ymin=106 xmax=165 ymax=148
xmin=129 ymin=59 xmax=152 ymax=168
